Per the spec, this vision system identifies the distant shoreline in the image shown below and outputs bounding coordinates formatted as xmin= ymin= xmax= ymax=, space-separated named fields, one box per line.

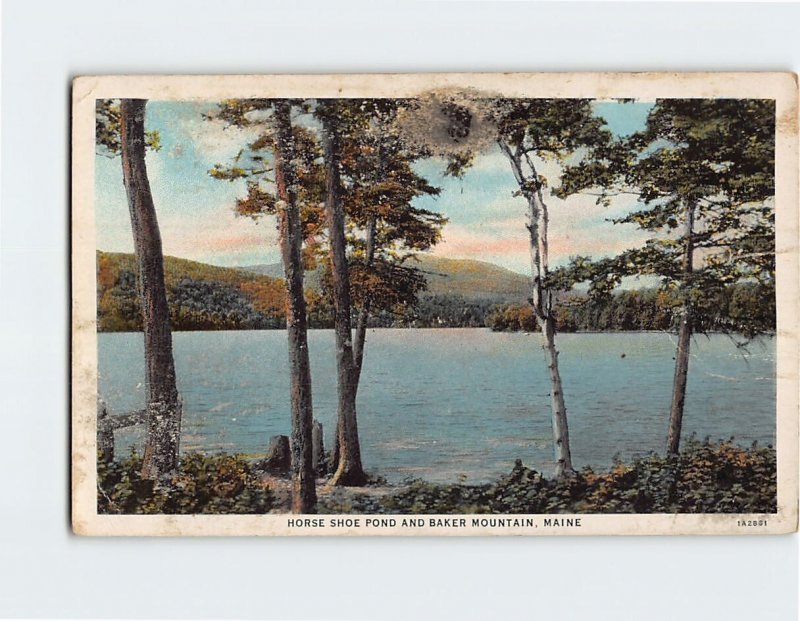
xmin=96 ymin=327 xmax=776 ymax=336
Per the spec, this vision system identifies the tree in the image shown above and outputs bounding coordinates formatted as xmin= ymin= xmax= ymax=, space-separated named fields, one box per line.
xmin=338 ymin=100 xmax=445 ymax=397
xmin=393 ymin=92 xmax=614 ymax=478
xmin=96 ymin=99 xmax=182 ymax=479
xmin=322 ymin=99 xmax=445 ymax=473
xmin=562 ymin=99 xmax=776 ymax=455
xmin=210 ymin=99 xmax=321 ymax=512
xmin=213 ymin=99 xmax=445 ymax=488
xmin=489 ymin=99 xmax=614 ymax=478
xmin=315 ymin=100 xmax=369 ymax=486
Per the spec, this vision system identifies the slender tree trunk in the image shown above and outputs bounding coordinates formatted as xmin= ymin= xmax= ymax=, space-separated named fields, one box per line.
xmin=119 ymin=99 xmax=182 ymax=479
xmin=273 ymin=101 xmax=317 ymax=512
xmin=351 ymin=303 xmax=370 ymax=395
xmin=499 ymin=139 xmax=575 ymax=478
xmin=539 ymin=313 xmax=573 ymax=477
xmin=352 ymin=215 xmax=377 ymax=396
xmin=333 ymin=167 xmax=381 ymax=470
xmin=320 ymin=111 xmax=367 ymax=487
xmin=666 ymin=202 xmax=696 ymax=456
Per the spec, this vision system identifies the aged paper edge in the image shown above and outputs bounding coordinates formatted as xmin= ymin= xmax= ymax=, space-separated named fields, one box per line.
xmin=71 ymin=72 xmax=799 ymax=536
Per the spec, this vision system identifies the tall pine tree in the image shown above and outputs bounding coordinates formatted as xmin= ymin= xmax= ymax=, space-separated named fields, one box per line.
xmin=560 ymin=99 xmax=776 ymax=455
xmin=210 ymin=99 xmax=321 ymax=511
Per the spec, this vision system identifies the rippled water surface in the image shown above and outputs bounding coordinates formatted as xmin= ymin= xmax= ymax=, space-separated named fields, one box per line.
xmin=98 ymin=329 xmax=775 ymax=483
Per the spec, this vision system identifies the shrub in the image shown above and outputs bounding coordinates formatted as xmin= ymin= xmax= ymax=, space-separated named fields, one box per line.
xmin=97 ymin=450 xmax=274 ymax=514
xmin=327 ymin=438 xmax=776 ymax=515
xmin=376 ymin=478 xmax=491 ymax=514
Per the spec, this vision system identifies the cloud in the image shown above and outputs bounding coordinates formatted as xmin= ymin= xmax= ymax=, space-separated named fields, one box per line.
xmin=435 ymin=221 xmax=528 ymax=257
xmin=432 ymin=196 xmax=649 ymax=274
xmin=158 ymin=204 xmax=280 ymax=265
xmin=96 ymin=144 xmax=281 ymax=268
xmin=431 ymin=220 xmax=529 ymax=273
xmin=183 ymin=117 xmax=260 ymax=166
xmin=548 ymin=226 xmax=648 ymax=261
xmin=152 ymin=101 xmax=261 ymax=167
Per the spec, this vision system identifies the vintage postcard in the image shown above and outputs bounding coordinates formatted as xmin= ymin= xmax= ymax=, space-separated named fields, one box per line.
xmin=72 ymin=73 xmax=798 ymax=536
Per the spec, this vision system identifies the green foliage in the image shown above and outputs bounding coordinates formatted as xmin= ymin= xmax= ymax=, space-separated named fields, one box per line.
xmin=486 ymin=303 xmax=538 ymax=332
xmin=97 ymin=264 xmax=141 ymax=332
xmin=489 ymin=98 xmax=617 ymax=336
xmin=315 ymin=98 xmax=448 ymax=319
xmin=490 ymin=98 xmax=613 ymax=165
xmin=98 ymin=450 xmax=274 ymax=514
xmin=308 ymin=292 xmax=500 ymax=329
xmin=95 ymin=99 xmax=161 ymax=155
xmin=487 ymin=284 xmax=774 ymax=334
xmin=559 ymin=99 xmax=776 ymax=340
xmin=341 ymin=257 xmax=429 ymax=314
xmin=327 ymin=439 xmax=775 ymax=515
xmin=96 ymin=251 xmax=287 ymax=331
xmin=169 ymin=278 xmax=282 ymax=330
xmin=98 ymin=251 xmax=774 ymax=334
xmin=210 ymin=101 xmax=326 ymax=242
xmin=370 ymin=479 xmax=489 ymax=515
xmin=401 ymin=293 xmax=499 ymax=328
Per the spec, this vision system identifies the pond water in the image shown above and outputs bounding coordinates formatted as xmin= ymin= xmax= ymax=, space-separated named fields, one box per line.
xmin=98 ymin=329 xmax=775 ymax=483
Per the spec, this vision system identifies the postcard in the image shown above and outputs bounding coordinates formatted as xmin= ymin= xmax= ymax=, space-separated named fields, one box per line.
xmin=71 ymin=73 xmax=798 ymax=535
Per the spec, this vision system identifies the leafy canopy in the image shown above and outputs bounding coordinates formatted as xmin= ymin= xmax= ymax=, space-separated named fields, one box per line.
xmin=552 ymin=99 xmax=776 ymax=338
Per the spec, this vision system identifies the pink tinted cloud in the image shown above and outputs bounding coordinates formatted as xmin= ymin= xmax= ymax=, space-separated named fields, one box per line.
xmin=197 ymin=232 xmax=268 ymax=252
xmin=433 ymin=219 xmax=647 ymax=272
xmin=164 ymin=229 xmax=271 ymax=259
xmin=158 ymin=208 xmax=279 ymax=264
xmin=435 ymin=228 xmax=530 ymax=257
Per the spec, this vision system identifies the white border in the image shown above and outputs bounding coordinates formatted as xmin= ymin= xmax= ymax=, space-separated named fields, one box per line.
xmin=71 ymin=72 xmax=799 ymax=537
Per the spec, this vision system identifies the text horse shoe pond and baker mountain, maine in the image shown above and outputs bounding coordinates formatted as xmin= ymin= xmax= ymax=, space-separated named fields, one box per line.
xmin=71 ymin=73 xmax=799 ymax=536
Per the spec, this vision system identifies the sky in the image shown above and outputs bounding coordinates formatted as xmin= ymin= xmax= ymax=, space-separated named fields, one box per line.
xmin=95 ymin=100 xmax=654 ymax=276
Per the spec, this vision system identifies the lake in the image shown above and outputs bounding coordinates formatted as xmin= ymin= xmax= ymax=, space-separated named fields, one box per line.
xmin=98 ymin=329 xmax=776 ymax=483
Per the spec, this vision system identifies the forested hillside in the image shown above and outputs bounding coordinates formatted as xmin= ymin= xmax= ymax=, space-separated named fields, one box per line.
xmin=96 ymin=251 xmax=530 ymax=331
xmin=97 ymin=251 xmax=774 ymax=334
xmin=97 ymin=252 xmax=287 ymax=331
xmin=487 ymin=284 xmax=775 ymax=334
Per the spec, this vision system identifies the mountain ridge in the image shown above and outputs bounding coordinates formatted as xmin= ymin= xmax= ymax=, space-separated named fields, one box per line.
xmin=235 ymin=253 xmax=530 ymax=302
xmin=96 ymin=250 xmax=529 ymax=331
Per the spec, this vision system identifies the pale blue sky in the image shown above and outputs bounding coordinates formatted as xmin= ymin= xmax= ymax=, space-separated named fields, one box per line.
xmin=95 ymin=100 xmax=653 ymax=275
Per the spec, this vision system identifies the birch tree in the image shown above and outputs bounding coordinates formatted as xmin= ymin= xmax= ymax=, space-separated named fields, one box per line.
xmin=490 ymin=99 xmax=613 ymax=478
xmin=395 ymin=93 xmax=614 ymax=478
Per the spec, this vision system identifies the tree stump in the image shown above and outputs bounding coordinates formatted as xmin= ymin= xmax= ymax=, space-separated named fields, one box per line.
xmin=97 ymin=399 xmax=114 ymax=463
xmin=263 ymin=435 xmax=291 ymax=474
